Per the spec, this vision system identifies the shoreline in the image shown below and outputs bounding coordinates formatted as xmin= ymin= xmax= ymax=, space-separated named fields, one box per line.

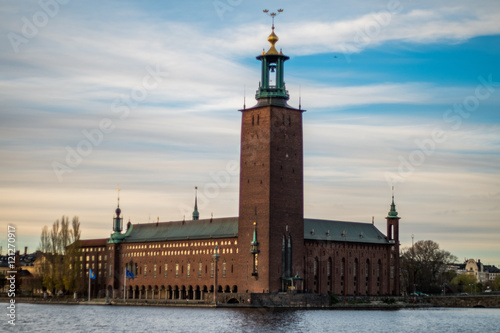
xmin=0 ymin=296 xmax=449 ymax=310
xmin=3 ymin=294 xmax=499 ymax=309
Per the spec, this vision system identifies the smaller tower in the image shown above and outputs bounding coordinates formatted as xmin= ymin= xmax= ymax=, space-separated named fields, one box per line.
xmin=386 ymin=187 xmax=401 ymax=295
xmin=192 ymin=186 xmax=199 ymax=220
xmin=386 ymin=190 xmax=400 ymax=243
xmin=113 ymin=186 xmax=123 ymax=233
xmin=109 ymin=186 xmax=132 ymax=244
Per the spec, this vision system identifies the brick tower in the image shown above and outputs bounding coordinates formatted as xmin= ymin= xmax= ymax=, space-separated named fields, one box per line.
xmin=238 ymin=18 xmax=304 ymax=293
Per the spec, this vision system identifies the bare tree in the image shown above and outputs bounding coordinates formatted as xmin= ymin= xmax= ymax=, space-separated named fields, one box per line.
xmin=400 ymin=240 xmax=457 ymax=294
xmin=38 ymin=216 xmax=81 ymax=295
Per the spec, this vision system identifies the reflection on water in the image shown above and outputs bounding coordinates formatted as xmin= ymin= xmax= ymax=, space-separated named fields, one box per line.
xmin=3 ymin=303 xmax=499 ymax=333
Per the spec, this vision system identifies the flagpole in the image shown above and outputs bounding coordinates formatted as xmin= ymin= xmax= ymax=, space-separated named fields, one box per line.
xmin=88 ymin=269 xmax=91 ymax=302
xmin=124 ymin=267 xmax=126 ymax=302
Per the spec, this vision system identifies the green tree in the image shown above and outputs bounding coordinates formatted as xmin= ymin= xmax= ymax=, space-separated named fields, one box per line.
xmin=451 ymin=274 xmax=478 ymax=293
xmin=400 ymin=240 xmax=457 ymax=294
xmin=493 ymin=275 xmax=500 ymax=291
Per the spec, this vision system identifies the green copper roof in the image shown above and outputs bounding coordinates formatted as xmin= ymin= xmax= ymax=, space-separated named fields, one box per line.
xmin=303 ymin=219 xmax=389 ymax=244
xmin=387 ymin=196 xmax=399 ymax=218
xmin=122 ymin=217 xmax=238 ymax=243
xmin=118 ymin=217 xmax=389 ymax=245
xmin=192 ymin=196 xmax=199 ymax=221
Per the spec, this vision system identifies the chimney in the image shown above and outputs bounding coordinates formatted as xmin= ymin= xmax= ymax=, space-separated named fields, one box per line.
xmin=24 ymin=246 xmax=27 ymax=256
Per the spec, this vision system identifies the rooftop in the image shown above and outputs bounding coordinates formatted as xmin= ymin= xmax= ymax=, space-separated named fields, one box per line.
xmin=106 ymin=217 xmax=391 ymax=245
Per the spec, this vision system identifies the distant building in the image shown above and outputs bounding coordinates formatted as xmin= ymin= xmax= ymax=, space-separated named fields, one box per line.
xmin=0 ymin=249 xmax=40 ymax=294
xmin=76 ymin=23 xmax=401 ymax=302
xmin=463 ymin=259 xmax=500 ymax=283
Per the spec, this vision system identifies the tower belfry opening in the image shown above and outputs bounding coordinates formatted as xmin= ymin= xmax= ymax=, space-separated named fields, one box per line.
xmin=255 ymin=9 xmax=290 ymax=106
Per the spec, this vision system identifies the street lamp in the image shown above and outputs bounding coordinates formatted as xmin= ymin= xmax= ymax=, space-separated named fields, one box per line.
xmin=212 ymin=245 xmax=220 ymax=305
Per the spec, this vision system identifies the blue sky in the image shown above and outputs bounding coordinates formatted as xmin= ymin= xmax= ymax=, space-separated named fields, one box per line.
xmin=1 ymin=0 xmax=499 ymax=266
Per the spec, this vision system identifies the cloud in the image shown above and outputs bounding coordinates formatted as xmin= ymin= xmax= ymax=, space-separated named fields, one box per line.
xmin=273 ymin=5 xmax=500 ymax=55
xmin=0 ymin=1 xmax=499 ymax=265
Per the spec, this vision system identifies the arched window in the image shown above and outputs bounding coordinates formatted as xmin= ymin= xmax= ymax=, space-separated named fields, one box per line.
xmin=314 ymin=257 xmax=319 ymax=293
xmin=327 ymin=257 xmax=332 ymax=292
xmin=341 ymin=258 xmax=345 ymax=294
xmin=365 ymin=259 xmax=370 ymax=295
xmin=377 ymin=259 xmax=382 ymax=294
xmin=353 ymin=259 xmax=358 ymax=295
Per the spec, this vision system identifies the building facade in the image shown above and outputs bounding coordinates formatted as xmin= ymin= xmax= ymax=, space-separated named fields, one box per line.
xmin=77 ymin=24 xmax=401 ymax=302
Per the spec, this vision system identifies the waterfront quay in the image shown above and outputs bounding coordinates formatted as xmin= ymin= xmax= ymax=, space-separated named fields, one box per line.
xmin=4 ymin=294 xmax=500 ymax=309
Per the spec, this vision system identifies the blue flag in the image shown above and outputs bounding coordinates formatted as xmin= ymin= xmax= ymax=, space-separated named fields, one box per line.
xmin=126 ymin=269 xmax=135 ymax=279
xmin=89 ymin=269 xmax=96 ymax=280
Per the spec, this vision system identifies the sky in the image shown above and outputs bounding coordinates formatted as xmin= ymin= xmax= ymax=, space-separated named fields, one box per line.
xmin=1 ymin=0 xmax=499 ymax=266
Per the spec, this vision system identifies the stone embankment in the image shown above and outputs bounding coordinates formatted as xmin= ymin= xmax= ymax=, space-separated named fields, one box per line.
xmin=423 ymin=295 xmax=500 ymax=308
xmin=3 ymin=294 xmax=499 ymax=308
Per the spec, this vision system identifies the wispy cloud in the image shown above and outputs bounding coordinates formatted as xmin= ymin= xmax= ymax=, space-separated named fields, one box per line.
xmin=0 ymin=1 xmax=499 ymax=265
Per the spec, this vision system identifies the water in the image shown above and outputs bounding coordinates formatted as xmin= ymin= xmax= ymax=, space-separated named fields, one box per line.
xmin=3 ymin=303 xmax=499 ymax=333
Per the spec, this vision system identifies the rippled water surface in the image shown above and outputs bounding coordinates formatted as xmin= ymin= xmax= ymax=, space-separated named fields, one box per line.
xmin=3 ymin=303 xmax=499 ymax=332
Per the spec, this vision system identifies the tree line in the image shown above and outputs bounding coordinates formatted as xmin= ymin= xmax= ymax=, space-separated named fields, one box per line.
xmin=37 ymin=216 xmax=81 ymax=295
xmin=400 ymin=239 xmax=500 ymax=294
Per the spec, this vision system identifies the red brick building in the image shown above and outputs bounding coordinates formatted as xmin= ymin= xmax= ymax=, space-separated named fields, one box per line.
xmin=79 ymin=23 xmax=401 ymax=302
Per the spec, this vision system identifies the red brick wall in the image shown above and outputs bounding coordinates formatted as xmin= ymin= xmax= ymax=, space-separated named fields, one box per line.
xmin=238 ymin=105 xmax=305 ymax=293
xmin=303 ymin=240 xmax=395 ymax=296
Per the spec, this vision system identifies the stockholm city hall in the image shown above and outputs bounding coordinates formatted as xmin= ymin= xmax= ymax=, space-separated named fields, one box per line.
xmin=78 ymin=16 xmax=401 ymax=304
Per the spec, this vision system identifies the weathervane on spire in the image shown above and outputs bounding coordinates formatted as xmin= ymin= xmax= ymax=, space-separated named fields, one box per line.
xmin=117 ymin=185 xmax=120 ymax=208
xmin=263 ymin=9 xmax=284 ymax=28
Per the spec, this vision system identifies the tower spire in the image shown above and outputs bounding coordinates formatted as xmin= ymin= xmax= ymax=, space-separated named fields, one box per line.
xmin=388 ymin=186 xmax=398 ymax=218
xmin=112 ymin=186 xmax=123 ymax=234
xmin=255 ymin=9 xmax=290 ymax=103
xmin=116 ymin=186 xmax=121 ymax=217
xmin=192 ymin=186 xmax=199 ymax=220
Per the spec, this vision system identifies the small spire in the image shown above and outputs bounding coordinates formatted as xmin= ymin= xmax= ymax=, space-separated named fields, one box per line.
xmin=388 ymin=186 xmax=399 ymax=218
xmin=115 ymin=186 xmax=121 ymax=217
xmin=192 ymin=186 xmax=199 ymax=220
xmin=251 ymin=222 xmax=258 ymax=245
xmin=263 ymin=9 xmax=284 ymax=55
xmin=250 ymin=222 xmax=259 ymax=254
xmin=299 ymin=84 xmax=302 ymax=110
